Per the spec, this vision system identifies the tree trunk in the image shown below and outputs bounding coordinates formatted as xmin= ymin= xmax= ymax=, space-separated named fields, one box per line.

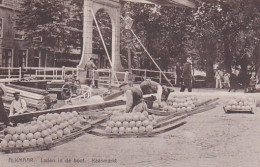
xmin=205 ymin=40 xmax=216 ymax=88
xmin=223 ymin=35 xmax=232 ymax=73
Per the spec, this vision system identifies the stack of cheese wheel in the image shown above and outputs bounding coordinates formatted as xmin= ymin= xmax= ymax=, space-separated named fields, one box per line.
xmin=224 ymin=96 xmax=255 ymax=111
xmin=0 ymin=111 xmax=84 ymax=149
xmin=162 ymin=95 xmax=198 ymax=113
xmin=105 ymin=111 xmax=156 ymax=134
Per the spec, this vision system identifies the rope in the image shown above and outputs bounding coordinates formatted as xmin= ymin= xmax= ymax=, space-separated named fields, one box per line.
xmin=121 ymin=16 xmax=174 ymax=88
xmin=91 ymin=9 xmax=120 ymax=85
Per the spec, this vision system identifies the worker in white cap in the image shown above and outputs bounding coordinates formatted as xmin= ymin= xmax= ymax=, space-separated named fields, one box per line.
xmin=9 ymin=92 xmax=27 ymax=116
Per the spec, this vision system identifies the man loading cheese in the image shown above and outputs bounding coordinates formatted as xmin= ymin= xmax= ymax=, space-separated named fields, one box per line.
xmin=9 ymin=92 xmax=27 ymax=116
xmin=119 ymin=83 xmax=147 ymax=113
xmin=140 ymin=79 xmax=171 ymax=107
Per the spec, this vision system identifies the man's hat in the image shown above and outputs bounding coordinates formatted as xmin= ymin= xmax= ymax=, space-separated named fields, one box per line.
xmin=13 ymin=92 xmax=20 ymax=95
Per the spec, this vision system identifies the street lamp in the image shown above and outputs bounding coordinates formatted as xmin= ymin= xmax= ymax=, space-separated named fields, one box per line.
xmin=124 ymin=13 xmax=134 ymax=73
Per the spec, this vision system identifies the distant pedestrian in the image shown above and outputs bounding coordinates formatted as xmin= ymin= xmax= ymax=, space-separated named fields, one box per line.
xmin=223 ymin=70 xmax=230 ymax=88
xmin=85 ymin=58 xmax=97 ymax=79
xmin=180 ymin=57 xmax=193 ymax=92
xmin=229 ymin=65 xmax=241 ymax=92
xmin=248 ymin=71 xmax=257 ymax=92
xmin=215 ymin=68 xmax=223 ymax=88
xmin=85 ymin=58 xmax=97 ymax=86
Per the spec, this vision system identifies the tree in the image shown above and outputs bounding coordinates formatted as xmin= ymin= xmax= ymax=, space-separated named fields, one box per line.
xmin=16 ymin=0 xmax=84 ymax=67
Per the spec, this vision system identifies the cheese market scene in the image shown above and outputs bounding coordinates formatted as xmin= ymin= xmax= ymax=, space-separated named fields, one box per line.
xmin=0 ymin=0 xmax=260 ymax=166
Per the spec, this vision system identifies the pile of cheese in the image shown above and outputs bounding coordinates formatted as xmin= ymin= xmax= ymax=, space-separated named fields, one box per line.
xmin=160 ymin=95 xmax=198 ymax=112
xmin=105 ymin=111 xmax=156 ymax=134
xmin=224 ymin=96 xmax=255 ymax=111
xmin=0 ymin=111 xmax=84 ymax=149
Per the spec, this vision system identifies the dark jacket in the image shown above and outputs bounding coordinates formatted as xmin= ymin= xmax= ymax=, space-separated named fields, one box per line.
xmin=128 ymin=87 xmax=143 ymax=107
xmin=182 ymin=62 xmax=192 ymax=80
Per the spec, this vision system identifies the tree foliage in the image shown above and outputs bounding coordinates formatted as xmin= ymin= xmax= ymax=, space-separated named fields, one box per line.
xmin=17 ymin=0 xmax=71 ymax=52
xmin=16 ymin=0 xmax=260 ymax=87
xmin=121 ymin=0 xmax=260 ymax=86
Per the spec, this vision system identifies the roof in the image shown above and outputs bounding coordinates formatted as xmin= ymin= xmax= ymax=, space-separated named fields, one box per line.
xmin=121 ymin=0 xmax=196 ymax=8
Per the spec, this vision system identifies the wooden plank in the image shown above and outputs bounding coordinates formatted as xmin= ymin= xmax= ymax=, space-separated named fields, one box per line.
xmin=5 ymin=95 xmax=45 ymax=104
xmin=1 ymin=144 xmax=51 ymax=154
xmin=9 ymin=99 xmax=125 ymax=123
xmin=152 ymin=121 xmax=187 ymax=135
xmin=88 ymin=121 xmax=186 ymax=138
xmin=146 ymin=98 xmax=219 ymax=116
xmin=7 ymin=84 xmax=48 ymax=95
xmin=155 ymin=104 xmax=217 ymax=128
xmin=195 ymin=98 xmax=219 ymax=107
xmin=147 ymin=109 xmax=171 ymax=116
xmin=6 ymin=86 xmax=44 ymax=100
xmin=156 ymin=99 xmax=218 ymax=124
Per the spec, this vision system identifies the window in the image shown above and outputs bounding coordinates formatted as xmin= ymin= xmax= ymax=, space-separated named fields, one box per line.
xmin=14 ymin=30 xmax=24 ymax=40
xmin=18 ymin=50 xmax=28 ymax=67
xmin=14 ymin=21 xmax=24 ymax=40
xmin=2 ymin=49 xmax=13 ymax=67
xmin=0 ymin=18 xmax=3 ymax=38
xmin=34 ymin=50 xmax=41 ymax=67
xmin=0 ymin=0 xmax=3 ymax=5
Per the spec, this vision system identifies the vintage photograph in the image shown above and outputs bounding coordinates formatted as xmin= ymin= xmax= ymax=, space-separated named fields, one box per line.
xmin=0 ymin=0 xmax=260 ymax=166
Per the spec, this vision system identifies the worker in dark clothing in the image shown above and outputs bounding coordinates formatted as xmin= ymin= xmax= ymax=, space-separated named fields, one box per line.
xmin=140 ymin=79 xmax=171 ymax=108
xmin=180 ymin=57 xmax=193 ymax=92
xmin=0 ymin=83 xmax=10 ymax=126
xmin=119 ymin=83 xmax=147 ymax=113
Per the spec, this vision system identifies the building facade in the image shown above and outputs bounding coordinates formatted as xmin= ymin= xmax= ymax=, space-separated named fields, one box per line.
xmin=0 ymin=0 xmax=28 ymax=68
xmin=0 ymin=0 xmax=50 ymax=68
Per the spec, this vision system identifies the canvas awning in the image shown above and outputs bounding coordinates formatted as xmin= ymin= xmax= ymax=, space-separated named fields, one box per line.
xmin=121 ymin=0 xmax=196 ymax=8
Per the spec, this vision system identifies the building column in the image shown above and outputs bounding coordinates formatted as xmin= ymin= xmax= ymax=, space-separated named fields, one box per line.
xmin=111 ymin=7 xmax=123 ymax=72
xmin=78 ymin=0 xmax=94 ymax=83
xmin=78 ymin=0 xmax=94 ymax=69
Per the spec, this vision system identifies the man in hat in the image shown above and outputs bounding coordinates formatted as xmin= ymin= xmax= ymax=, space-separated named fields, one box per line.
xmin=140 ymin=79 xmax=171 ymax=107
xmin=0 ymin=82 xmax=10 ymax=125
xmin=9 ymin=92 xmax=27 ymax=116
xmin=85 ymin=58 xmax=97 ymax=86
xmin=119 ymin=83 xmax=147 ymax=113
xmin=180 ymin=57 xmax=193 ymax=92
